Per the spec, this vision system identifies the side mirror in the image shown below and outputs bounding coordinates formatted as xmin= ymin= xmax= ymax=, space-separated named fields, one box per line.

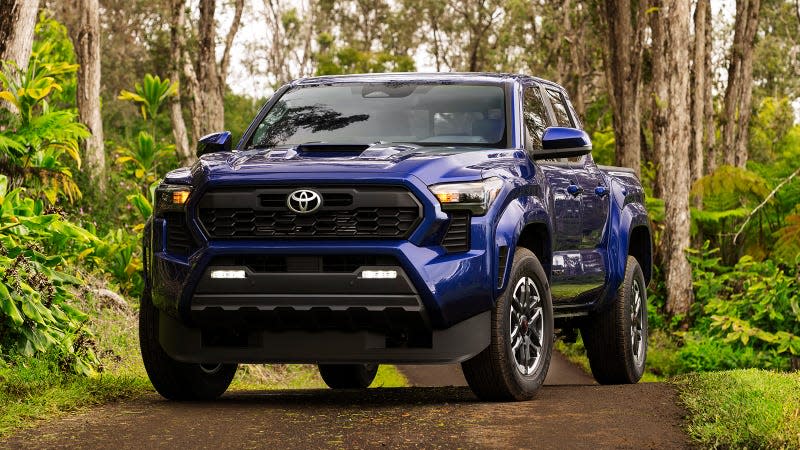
xmin=196 ymin=131 xmax=232 ymax=158
xmin=534 ymin=127 xmax=592 ymax=160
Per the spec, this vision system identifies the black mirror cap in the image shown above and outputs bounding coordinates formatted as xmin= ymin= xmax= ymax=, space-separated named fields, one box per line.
xmin=534 ymin=127 xmax=592 ymax=160
xmin=196 ymin=131 xmax=233 ymax=158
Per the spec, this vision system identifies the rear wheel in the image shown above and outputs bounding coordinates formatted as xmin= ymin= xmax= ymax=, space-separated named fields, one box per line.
xmin=581 ymin=255 xmax=648 ymax=384
xmin=461 ymin=248 xmax=554 ymax=401
xmin=139 ymin=289 xmax=237 ymax=400
xmin=318 ymin=363 xmax=378 ymax=389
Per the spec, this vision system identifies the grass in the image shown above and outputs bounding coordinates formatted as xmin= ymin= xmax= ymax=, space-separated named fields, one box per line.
xmin=0 ymin=356 xmax=149 ymax=437
xmin=555 ymin=329 xmax=680 ymax=382
xmin=231 ymin=363 xmax=408 ymax=390
xmin=676 ymin=369 xmax=800 ymax=449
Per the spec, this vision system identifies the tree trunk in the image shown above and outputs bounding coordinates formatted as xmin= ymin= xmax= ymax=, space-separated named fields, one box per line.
xmin=690 ymin=0 xmax=710 ymax=185
xmin=654 ymin=0 xmax=695 ymax=316
xmin=187 ymin=0 xmax=244 ymax=145
xmin=168 ymin=0 xmax=192 ymax=163
xmin=721 ymin=0 xmax=761 ymax=168
xmin=600 ymin=0 xmax=649 ymax=176
xmin=702 ymin=2 xmax=716 ymax=175
xmin=0 ymin=0 xmax=40 ymax=69
xmin=651 ymin=2 xmax=668 ymax=198
xmin=74 ymin=0 xmax=106 ymax=191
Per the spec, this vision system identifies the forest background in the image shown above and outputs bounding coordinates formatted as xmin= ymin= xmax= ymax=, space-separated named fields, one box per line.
xmin=0 ymin=0 xmax=799 ymax=437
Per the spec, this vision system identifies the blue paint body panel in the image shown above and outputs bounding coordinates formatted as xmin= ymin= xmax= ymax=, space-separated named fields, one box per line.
xmin=146 ymin=73 xmax=652 ymax=337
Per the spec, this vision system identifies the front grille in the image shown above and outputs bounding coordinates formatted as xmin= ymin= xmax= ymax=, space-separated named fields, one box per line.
xmin=209 ymin=254 xmax=400 ymax=273
xmin=164 ymin=213 xmax=195 ymax=256
xmin=441 ymin=211 xmax=471 ymax=252
xmin=198 ymin=186 xmax=421 ymax=240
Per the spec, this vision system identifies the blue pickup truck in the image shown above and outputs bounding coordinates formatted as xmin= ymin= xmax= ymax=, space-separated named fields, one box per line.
xmin=140 ymin=73 xmax=653 ymax=402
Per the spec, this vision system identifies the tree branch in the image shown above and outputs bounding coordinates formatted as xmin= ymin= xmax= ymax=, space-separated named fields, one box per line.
xmin=734 ymin=165 xmax=800 ymax=243
xmin=219 ymin=0 xmax=245 ymax=83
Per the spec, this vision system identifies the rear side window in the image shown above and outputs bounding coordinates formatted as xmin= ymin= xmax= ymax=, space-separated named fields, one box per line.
xmin=546 ymin=89 xmax=573 ymax=127
xmin=523 ymin=87 xmax=549 ymax=151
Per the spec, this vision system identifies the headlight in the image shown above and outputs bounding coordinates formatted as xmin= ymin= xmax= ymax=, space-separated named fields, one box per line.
xmin=429 ymin=177 xmax=503 ymax=215
xmin=154 ymin=184 xmax=192 ymax=214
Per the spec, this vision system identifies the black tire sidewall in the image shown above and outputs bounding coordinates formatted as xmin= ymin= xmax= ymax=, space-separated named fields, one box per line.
xmin=621 ymin=257 xmax=648 ymax=381
xmin=139 ymin=289 xmax=237 ymax=400
xmin=498 ymin=249 xmax=554 ymax=397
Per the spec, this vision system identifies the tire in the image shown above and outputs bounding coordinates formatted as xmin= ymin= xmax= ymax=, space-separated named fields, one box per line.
xmin=318 ymin=364 xmax=378 ymax=389
xmin=581 ymin=255 xmax=648 ymax=384
xmin=461 ymin=247 xmax=554 ymax=401
xmin=139 ymin=289 xmax=237 ymax=400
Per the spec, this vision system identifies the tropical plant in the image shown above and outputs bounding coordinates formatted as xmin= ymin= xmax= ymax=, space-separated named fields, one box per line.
xmin=0 ymin=175 xmax=100 ymax=375
xmin=116 ymin=75 xmax=179 ymax=196
xmin=687 ymin=243 xmax=800 ymax=365
xmin=116 ymin=131 xmax=173 ymax=193
xmin=0 ymin=51 xmax=88 ymax=204
xmin=117 ymin=74 xmax=178 ymax=123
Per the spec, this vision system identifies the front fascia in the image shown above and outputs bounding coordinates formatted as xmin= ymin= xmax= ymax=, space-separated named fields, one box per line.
xmin=150 ymin=171 xmax=497 ymax=329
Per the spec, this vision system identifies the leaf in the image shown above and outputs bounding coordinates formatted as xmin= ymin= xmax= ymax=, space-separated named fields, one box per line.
xmin=0 ymin=284 xmax=24 ymax=326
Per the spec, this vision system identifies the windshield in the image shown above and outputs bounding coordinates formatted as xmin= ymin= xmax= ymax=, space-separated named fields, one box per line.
xmin=246 ymin=83 xmax=507 ymax=148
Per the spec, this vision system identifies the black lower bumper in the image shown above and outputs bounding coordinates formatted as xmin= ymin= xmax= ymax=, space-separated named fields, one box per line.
xmin=159 ymin=310 xmax=490 ymax=364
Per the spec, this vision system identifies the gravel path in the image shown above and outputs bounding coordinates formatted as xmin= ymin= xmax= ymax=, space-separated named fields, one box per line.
xmin=2 ymin=354 xmax=691 ymax=449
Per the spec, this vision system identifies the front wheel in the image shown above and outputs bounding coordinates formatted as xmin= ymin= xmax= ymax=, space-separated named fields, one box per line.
xmin=461 ymin=247 xmax=554 ymax=401
xmin=139 ymin=289 xmax=237 ymax=400
xmin=581 ymin=255 xmax=648 ymax=384
xmin=318 ymin=364 xmax=378 ymax=389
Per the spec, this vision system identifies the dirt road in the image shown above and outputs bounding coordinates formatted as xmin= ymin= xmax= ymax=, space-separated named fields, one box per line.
xmin=3 ymin=354 xmax=690 ymax=449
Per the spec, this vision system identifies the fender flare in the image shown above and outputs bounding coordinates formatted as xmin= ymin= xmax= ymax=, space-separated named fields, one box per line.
xmin=492 ymin=195 xmax=552 ymax=296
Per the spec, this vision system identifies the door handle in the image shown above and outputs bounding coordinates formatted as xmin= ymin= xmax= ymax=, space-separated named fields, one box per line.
xmin=567 ymin=184 xmax=583 ymax=196
xmin=595 ymin=186 xmax=609 ymax=197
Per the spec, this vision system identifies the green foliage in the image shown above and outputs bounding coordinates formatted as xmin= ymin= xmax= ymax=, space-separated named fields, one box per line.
xmin=678 ymin=370 xmax=800 ymax=449
xmin=690 ymin=166 xmax=774 ymax=262
xmin=0 ymin=354 xmax=148 ymax=437
xmin=117 ymin=74 xmax=178 ymax=122
xmin=589 ymin=127 xmax=615 ymax=166
xmin=773 ymin=212 xmax=800 ymax=264
xmin=314 ymin=33 xmax=416 ymax=75
xmin=0 ymin=176 xmax=99 ymax=375
xmin=31 ymin=11 xmax=77 ymax=109
xmin=687 ymin=243 xmax=800 ymax=365
xmin=748 ymin=97 xmax=796 ymax=163
xmin=224 ymin=91 xmax=265 ymax=145
xmin=115 ymin=131 xmax=173 ymax=190
xmin=0 ymin=52 xmax=88 ymax=204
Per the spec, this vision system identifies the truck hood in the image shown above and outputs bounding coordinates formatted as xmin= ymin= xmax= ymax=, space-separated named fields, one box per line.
xmin=172 ymin=145 xmax=524 ymax=186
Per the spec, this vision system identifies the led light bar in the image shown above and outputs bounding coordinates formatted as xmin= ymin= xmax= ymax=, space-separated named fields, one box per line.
xmin=361 ymin=270 xmax=398 ymax=279
xmin=210 ymin=269 xmax=246 ymax=279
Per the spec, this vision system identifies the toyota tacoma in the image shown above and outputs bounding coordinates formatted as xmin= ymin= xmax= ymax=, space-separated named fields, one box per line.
xmin=140 ymin=73 xmax=653 ymax=401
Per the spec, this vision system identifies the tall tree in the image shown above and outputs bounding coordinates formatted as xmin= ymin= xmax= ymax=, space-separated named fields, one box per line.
xmin=0 ymin=0 xmax=40 ymax=69
xmin=185 ymin=0 xmax=245 ymax=145
xmin=652 ymin=0 xmax=695 ymax=316
xmin=599 ymin=0 xmax=650 ymax=176
xmin=73 ymin=0 xmax=106 ymax=190
xmin=690 ymin=0 xmax=713 ymax=183
xmin=721 ymin=0 xmax=761 ymax=168
xmin=168 ymin=0 xmax=191 ymax=162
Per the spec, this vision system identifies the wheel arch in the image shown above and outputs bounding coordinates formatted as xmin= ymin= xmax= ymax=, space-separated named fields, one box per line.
xmin=493 ymin=195 xmax=552 ymax=294
xmin=628 ymin=225 xmax=652 ymax=285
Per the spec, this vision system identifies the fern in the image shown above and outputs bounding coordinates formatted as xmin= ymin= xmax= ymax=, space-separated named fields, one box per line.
xmin=691 ymin=165 xmax=771 ymax=211
xmin=773 ymin=213 xmax=800 ymax=264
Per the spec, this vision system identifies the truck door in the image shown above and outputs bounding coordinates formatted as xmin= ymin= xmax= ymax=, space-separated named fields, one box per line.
xmin=523 ymin=86 xmax=583 ymax=304
xmin=544 ymin=88 xmax=609 ymax=302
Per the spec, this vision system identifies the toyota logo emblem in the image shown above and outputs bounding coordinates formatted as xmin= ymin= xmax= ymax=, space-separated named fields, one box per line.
xmin=286 ymin=189 xmax=322 ymax=214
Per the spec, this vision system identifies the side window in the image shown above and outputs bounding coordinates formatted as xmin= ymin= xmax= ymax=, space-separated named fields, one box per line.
xmin=523 ymin=87 xmax=549 ymax=152
xmin=546 ymin=89 xmax=573 ymax=127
